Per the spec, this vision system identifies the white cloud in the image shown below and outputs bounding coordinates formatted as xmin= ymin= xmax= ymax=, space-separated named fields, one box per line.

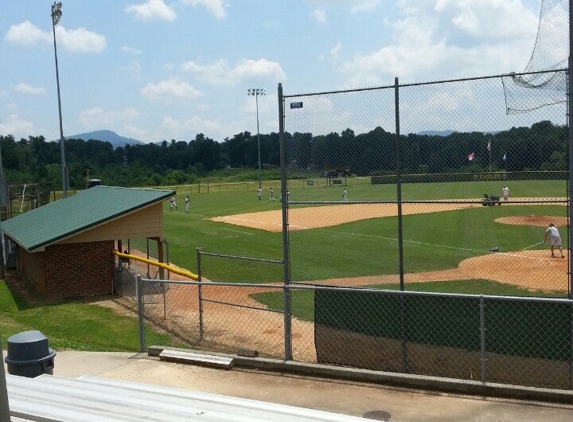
xmin=4 ymin=21 xmax=50 ymax=45
xmin=78 ymin=107 xmax=140 ymax=128
xmin=121 ymin=60 xmax=143 ymax=79
xmin=160 ymin=114 xmax=226 ymax=142
xmin=308 ymin=0 xmax=380 ymax=14
xmin=233 ymin=59 xmax=287 ymax=81
xmin=161 ymin=116 xmax=180 ymax=130
xmin=0 ymin=114 xmax=36 ymax=138
xmin=182 ymin=58 xmax=287 ymax=85
xmin=182 ymin=116 xmax=224 ymax=134
xmin=181 ymin=0 xmax=228 ymax=20
xmin=430 ymin=0 xmax=538 ymax=40
xmin=181 ymin=60 xmax=228 ymax=84
xmin=350 ymin=0 xmax=380 ymax=13
xmin=4 ymin=21 xmax=105 ymax=53
xmin=78 ymin=107 xmax=149 ymax=141
xmin=339 ymin=0 xmax=539 ymax=86
xmin=126 ymin=0 xmax=177 ymax=21
xmin=121 ymin=45 xmax=142 ymax=55
xmin=122 ymin=124 xmax=148 ymax=141
xmin=13 ymin=83 xmax=46 ymax=96
xmin=311 ymin=9 xmax=327 ymax=24
xmin=330 ymin=42 xmax=342 ymax=60
xmin=141 ymin=78 xmax=203 ymax=100
xmin=58 ymin=27 xmax=107 ymax=53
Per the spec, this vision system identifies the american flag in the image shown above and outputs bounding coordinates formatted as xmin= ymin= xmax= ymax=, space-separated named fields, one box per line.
xmin=487 ymin=140 xmax=491 ymax=152
xmin=468 ymin=152 xmax=474 ymax=161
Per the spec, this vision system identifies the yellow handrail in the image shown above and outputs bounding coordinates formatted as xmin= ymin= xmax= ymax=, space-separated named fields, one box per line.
xmin=113 ymin=250 xmax=198 ymax=281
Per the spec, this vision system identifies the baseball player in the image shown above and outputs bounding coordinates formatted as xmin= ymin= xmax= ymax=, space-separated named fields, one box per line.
xmin=544 ymin=223 xmax=565 ymax=258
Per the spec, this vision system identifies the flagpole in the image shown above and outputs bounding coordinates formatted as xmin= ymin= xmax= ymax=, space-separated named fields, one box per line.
xmin=486 ymin=139 xmax=492 ymax=173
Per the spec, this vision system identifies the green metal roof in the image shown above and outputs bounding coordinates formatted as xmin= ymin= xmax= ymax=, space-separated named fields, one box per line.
xmin=1 ymin=185 xmax=174 ymax=251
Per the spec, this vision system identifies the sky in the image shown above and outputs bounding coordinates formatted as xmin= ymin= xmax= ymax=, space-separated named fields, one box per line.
xmin=0 ymin=0 xmax=563 ymax=144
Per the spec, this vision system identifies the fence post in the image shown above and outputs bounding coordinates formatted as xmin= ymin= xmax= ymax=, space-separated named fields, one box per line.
xmin=568 ymin=9 xmax=573 ymax=300
xmin=278 ymin=82 xmax=292 ymax=361
xmin=136 ymin=275 xmax=145 ymax=352
xmin=164 ymin=240 xmax=170 ymax=281
xmin=480 ymin=295 xmax=487 ymax=383
xmin=0 ymin=337 xmax=10 ymax=422
xmin=570 ymin=301 xmax=573 ymax=389
xmin=197 ymin=248 xmax=204 ymax=340
xmin=145 ymin=238 xmax=150 ymax=278
xmin=394 ymin=77 xmax=408 ymax=374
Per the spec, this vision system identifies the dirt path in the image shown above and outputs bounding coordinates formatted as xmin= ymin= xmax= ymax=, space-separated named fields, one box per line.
xmin=208 ymin=198 xmax=566 ymax=232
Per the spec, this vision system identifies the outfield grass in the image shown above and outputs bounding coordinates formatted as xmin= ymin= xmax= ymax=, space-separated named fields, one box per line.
xmin=139 ymin=177 xmax=567 ymax=285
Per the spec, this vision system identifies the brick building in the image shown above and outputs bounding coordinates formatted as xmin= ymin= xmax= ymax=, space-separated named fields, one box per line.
xmin=1 ymin=185 xmax=173 ymax=299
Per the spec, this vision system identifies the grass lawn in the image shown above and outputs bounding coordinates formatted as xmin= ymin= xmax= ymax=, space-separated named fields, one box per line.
xmin=0 ymin=281 xmax=169 ymax=351
xmin=144 ymin=180 xmax=566 ymax=283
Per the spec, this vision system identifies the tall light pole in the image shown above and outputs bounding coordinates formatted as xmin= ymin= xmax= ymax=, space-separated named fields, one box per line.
xmin=51 ymin=2 xmax=67 ymax=198
xmin=247 ymin=88 xmax=265 ymax=190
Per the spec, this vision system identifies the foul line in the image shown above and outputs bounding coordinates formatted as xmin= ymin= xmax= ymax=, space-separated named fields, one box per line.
xmin=216 ymin=216 xmax=310 ymax=231
xmin=219 ymin=227 xmax=254 ymax=236
xmin=341 ymin=230 xmax=550 ymax=260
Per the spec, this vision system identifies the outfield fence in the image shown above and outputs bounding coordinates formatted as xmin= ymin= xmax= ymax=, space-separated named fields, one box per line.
xmin=164 ymin=169 xmax=569 ymax=195
xmin=112 ymin=265 xmax=573 ymax=391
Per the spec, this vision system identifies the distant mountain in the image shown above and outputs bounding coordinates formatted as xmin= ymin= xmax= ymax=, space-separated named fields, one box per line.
xmin=66 ymin=130 xmax=144 ymax=148
xmin=417 ymin=130 xmax=456 ymax=137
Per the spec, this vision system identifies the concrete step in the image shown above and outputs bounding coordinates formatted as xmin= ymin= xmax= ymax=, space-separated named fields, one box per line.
xmin=158 ymin=349 xmax=234 ymax=369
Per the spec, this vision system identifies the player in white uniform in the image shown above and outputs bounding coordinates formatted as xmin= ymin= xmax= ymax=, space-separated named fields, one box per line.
xmin=544 ymin=223 xmax=565 ymax=258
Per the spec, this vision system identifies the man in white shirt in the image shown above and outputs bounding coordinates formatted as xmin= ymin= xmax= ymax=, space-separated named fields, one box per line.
xmin=544 ymin=223 xmax=565 ymax=258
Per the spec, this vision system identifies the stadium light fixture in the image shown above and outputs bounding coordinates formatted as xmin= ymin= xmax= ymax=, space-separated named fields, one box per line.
xmin=51 ymin=1 xmax=67 ymax=198
xmin=247 ymin=88 xmax=265 ymax=190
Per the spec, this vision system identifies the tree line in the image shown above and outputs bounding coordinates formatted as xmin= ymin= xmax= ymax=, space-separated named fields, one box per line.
xmin=0 ymin=120 xmax=566 ymax=190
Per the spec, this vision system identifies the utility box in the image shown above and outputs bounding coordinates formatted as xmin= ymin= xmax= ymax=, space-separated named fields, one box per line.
xmin=5 ymin=330 xmax=56 ymax=377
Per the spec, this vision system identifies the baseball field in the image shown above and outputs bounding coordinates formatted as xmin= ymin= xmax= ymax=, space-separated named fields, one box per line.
xmin=116 ymin=178 xmax=570 ymax=380
xmin=151 ymin=178 xmax=569 ymax=296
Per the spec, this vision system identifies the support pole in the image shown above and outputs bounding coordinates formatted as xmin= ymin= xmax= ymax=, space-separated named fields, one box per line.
xmin=395 ymin=77 xmax=408 ymax=374
xmin=278 ymin=83 xmax=292 ymax=361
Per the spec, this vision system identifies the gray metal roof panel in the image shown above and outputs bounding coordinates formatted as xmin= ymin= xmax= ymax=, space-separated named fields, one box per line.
xmin=1 ymin=185 xmax=174 ymax=251
xmin=7 ymin=374 xmax=368 ymax=421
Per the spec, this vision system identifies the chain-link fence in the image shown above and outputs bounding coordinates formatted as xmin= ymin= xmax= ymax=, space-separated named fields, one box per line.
xmin=281 ymin=70 xmax=570 ymax=298
xmin=112 ymin=70 xmax=573 ymax=393
xmin=124 ymin=273 xmax=572 ymax=390
xmin=114 ymin=237 xmax=573 ymax=390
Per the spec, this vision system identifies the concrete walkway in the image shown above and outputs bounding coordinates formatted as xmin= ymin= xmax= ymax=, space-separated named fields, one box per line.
xmin=19 ymin=350 xmax=570 ymax=422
